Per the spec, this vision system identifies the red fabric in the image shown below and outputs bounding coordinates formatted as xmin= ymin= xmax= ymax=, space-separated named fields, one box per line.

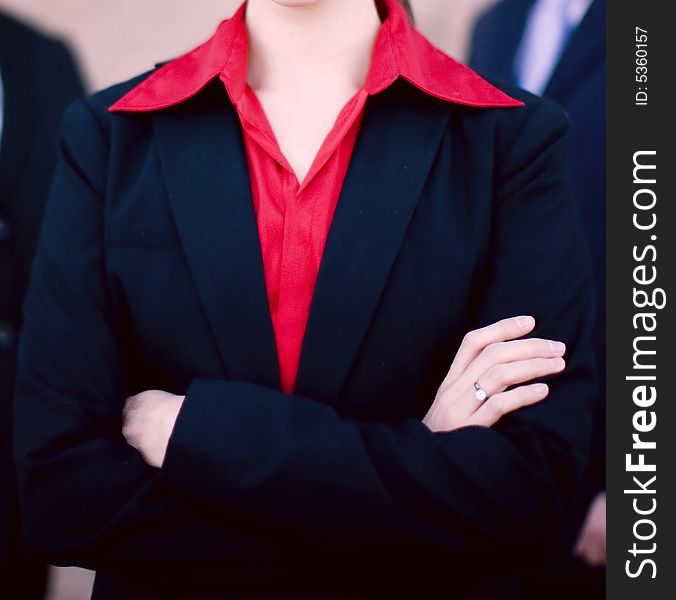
xmin=110 ymin=0 xmax=523 ymax=393
xmin=110 ymin=1 xmax=523 ymax=113
xmin=224 ymin=5 xmax=371 ymax=394
xmin=237 ymin=90 xmax=366 ymax=393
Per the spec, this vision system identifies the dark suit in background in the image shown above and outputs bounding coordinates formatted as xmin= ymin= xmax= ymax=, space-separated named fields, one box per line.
xmin=469 ymin=1 xmax=605 ymax=597
xmin=0 ymin=11 xmax=84 ymax=598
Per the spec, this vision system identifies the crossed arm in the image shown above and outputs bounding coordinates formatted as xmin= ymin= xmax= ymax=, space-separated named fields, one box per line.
xmin=124 ymin=316 xmax=567 ymax=469
xmin=13 ymin=97 xmax=596 ymax=576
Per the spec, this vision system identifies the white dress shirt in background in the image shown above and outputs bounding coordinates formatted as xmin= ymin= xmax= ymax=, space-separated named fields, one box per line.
xmin=514 ymin=0 xmax=593 ymax=95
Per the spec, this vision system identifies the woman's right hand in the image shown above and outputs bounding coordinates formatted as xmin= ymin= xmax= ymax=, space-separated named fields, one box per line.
xmin=423 ymin=316 xmax=566 ymax=433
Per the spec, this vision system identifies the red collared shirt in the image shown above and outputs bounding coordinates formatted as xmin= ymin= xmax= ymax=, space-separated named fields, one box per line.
xmin=111 ymin=0 xmax=521 ymax=394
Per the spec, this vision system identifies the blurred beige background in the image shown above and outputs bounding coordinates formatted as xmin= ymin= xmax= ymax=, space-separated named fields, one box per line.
xmin=0 ymin=0 xmax=495 ymax=598
xmin=0 ymin=0 xmax=496 ymax=91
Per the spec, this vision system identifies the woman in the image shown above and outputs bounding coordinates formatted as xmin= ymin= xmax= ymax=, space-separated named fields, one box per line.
xmin=13 ymin=0 xmax=595 ymax=598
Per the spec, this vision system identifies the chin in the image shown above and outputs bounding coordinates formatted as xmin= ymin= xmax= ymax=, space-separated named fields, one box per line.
xmin=269 ymin=0 xmax=328 ymax=7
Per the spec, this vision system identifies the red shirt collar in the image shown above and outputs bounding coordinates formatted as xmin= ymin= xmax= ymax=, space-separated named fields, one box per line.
xmin=109 ymin=0 xmax=522 ymax=113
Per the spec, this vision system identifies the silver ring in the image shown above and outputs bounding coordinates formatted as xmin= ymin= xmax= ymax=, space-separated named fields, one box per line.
xmin=474 ymin=381 xmax=488 ymax=402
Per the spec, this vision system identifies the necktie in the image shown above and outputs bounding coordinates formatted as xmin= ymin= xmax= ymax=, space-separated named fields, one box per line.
xmin=515 ymin=0 xmax=578 ymax=95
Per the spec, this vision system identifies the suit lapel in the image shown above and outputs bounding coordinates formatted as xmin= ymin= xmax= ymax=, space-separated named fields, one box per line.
xmin=294 ymin=84 xmax=451 ymax=404
xmin=153 ymin=88 xmax=280 ymax=389
xmin=544 ymin=0 xmax=605 ymax=102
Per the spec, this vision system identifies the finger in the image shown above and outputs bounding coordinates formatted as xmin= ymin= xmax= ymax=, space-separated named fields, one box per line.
xmin=122 ymin=396 xmax=135 ymax=416
xmin=466 ymin=383 xmax=549 ymax=427
xmin=475 ymin=357 xmax=565 ymax=397
xmin=585 ymin=539 xmax=605 ymax=567
xmin=448 ymin=315 xmax=536 ymax=380
xmin=122 ymin=394 xmax=142 ymax=418
xmin=573 ymin=534 xmax=589 ymax=558
xmin=466 ymin=338 xmax=566 ymax=382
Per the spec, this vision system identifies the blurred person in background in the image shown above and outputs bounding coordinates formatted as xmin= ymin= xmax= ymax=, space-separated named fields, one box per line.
xmin=469 ymin=0 xmax=606 ymax=598
xmin=0 ymin=9 xmax=84 ymax=599
xmin=14 ymin=0 xmax=596 ymax=598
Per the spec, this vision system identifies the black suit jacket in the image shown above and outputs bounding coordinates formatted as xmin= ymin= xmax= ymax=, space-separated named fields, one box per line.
xmin=469 ymin=0 xmax=606 ymax=510
xmin=0 ymin=12 xmax=83 ymax=597
xmin=14 ymin=71 xmax=595 ymax=598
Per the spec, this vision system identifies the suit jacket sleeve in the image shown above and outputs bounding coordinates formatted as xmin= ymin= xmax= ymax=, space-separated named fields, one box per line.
xmin=14 ymin=97 xmax=595 ymax=570
xmin=161 ymin=98 xmax=595 ymax=556
xmin=12 ymin=100 xmax=292 ymax=574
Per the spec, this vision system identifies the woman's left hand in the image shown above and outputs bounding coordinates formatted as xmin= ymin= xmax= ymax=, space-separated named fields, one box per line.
xmin=122 ymin=390 xmax=184 ymax=468
xmin=574 ymin=491 xmax=606 ymax=567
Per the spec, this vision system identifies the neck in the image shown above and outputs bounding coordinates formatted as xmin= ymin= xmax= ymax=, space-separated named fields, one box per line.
xmin=245 ymin=0 xmax=382 ymax=92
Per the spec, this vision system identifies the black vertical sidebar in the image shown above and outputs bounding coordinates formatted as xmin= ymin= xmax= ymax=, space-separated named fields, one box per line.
xmin=606 ymin=1 xmax=675 ymax=598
